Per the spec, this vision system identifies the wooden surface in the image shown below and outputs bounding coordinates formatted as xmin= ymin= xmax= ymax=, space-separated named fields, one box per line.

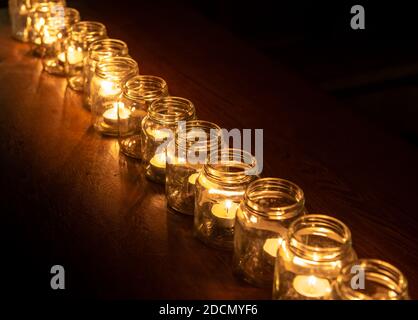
xmin=1 ymin=2 xmax=417 ymax=299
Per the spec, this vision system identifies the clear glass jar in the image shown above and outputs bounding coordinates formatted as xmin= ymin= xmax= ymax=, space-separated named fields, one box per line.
xmin=65 ymin=21 xmax=107 ymax=91
xmin=194 ymin=148 xmax=258 ymax=250
xmin=331 ymin=259 xmax=409 ymax=300
xmin=233 ymin=178 xmax=306 ymax=288
xmin=273 ymin=214 xmax=357 ymax=300
xmin=8 ymin=0 xmax=32 ymax=42
xmin=118 ymin=75 xmax=169 ymax=159
xmin=41 ymin=8 xmax=80 ymax=75
xmin=26 ymin=0 xmax=65 ymax=55
xmin=166 ymin=120 xmax=223 ymax=215
xmin=83 ymin=39 xmax=129 ymax=109
xmin=90 ymin=57 xmax=139 ymax=136
xmin=141 ymin=97 xmax=196 ymax=184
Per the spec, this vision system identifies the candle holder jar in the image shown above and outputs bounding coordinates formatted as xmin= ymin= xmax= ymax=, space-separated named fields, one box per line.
xmin=233 ymin=178 xmax=306 ymax=288
xmin=141 ymin=97 xmax=196 ymax=184
xmin=26 ymin=1 xmax=66 ymax=55
xmin=65 ymin=21 xmax=107 ymax=91
xmin=194 ymin=149 xmax=258 ymax=250
xmin=84 ymin=39 xmax=129 ymax=109
xmin=8 ymin=0 xmax=32 ymax=42
xmin=273 ymin=214 xmax=357 ymax=300
xmin=118 ymin=75 xmax=169 ymax=159
xmin=90 ymin=56 xmax=139 ymax=136
xmin=166 ymin=120 xmax=223 ymax=215
xmin=331 ymin=259 xmax=409 ymax=300
xmin=41 ymin=8 xmax=80 ymax=75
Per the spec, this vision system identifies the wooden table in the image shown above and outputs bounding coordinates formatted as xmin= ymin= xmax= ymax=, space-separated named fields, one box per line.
xmin=1 ymin=2 xmax=417 ymax=299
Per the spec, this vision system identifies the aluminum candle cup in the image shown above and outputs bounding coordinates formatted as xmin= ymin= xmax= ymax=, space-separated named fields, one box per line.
xmin=41 ymin=7 xmax=80 ymax=75
xmin=118 ymin=75 xmax=168 ymax=159
xmin=273 ymin=214 xmax=357 ymax=300
xmin=65 ymin=21 xmax=107 ymax=91
xmin=331 ymin=259 xmax=409 ymax=300
xmin=194 ymin=148 xmax=258 ymax=250
xmin=141 ymin=97 xmax=196 ymax=184
xmin=233 ymin=178 xmax=306 ymax=288
xmin=84 ymin=39 xmax=129 ymax=109
xmin=90 ymin=57 xmax=139 ymax=136
xmin=166 ymin=120 xmax=223 ymax=215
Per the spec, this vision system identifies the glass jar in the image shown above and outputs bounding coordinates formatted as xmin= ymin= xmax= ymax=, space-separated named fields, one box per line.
xmin=273 ymin=214 xmax=357 ymax=300
xmin=118 ymin=75 xmax=169 ymax=159
xmin=26 ymin=0 xmax=66 ymax=55
xmin=8 ymin=0 xmax=32 ymax=42
xmin=166 ymin=120 xmax=223 ymax=215
xmin=84 ymin=39 xmax=129 ymax=109
xmin=41 ymin=8 xmax=80 ymax=75
xmin=233 ymin=178 xmax=306 ymax=288
xmin=90 ymin=57 xmax=139 ymax=136
xmin=65 ymin=21 xmax=107 ymax=91
xmin=194 ymin=148 xmax=258 ymax=250
xmin=141 ymin=97 xmax=196 ymax=184
xmin=331 ymin=259 xmax=409 ymax=300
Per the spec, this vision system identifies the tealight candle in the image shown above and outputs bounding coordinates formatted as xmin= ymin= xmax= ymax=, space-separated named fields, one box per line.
xmin=211 ymin=200 xmax=239 ymax=229
xmin=65 ymin=47 xmax=84 ymax=64
xmin=100 ymin=79 xmax=121 ymax=97
xmin=188 ymin=172 xmax=199 ymax=185
xmin=102 ymin=102 xmax=130 ymax=127
xmin=293 ymin=275 xmax=331 ymax=298
xmin=150 ymin=152 xmax=166 ymax=169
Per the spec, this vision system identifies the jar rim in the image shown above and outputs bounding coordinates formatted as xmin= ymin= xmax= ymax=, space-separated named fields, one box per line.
xmin=148 ymin=96 xmax=195 ymax=125
xmin=175 ymin=120 xmax=222 ymax=151
xmin=203 ymin=148 xmax=258 ymax=185
xmin=46 ymin=7 xmax=80 ymax=29
xmin=123 ymin=75 xmax=168 ymax=102
xmin=335 ymin=259 xmax=409 ymax=300
xmin=244 ymin=177 xmax=305 ymax=220
xmin=88 ymin=39 xmax=129 ymax=61
xmin=96 ymin=56 xmax=138 ymax=80
xmin=71 ymin=21 xmax=107 ymax=35
xmin=288 ymin=214 xmax=352 ymax=261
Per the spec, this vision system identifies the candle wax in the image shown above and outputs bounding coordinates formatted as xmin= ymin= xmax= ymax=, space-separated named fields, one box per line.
xmin=188 ymin=172 xmax=199 ymax=185
xmin=150 ymin=153 xmax=166 ymax=169
xmin=211 ymin=200 xmax=239 ymax=228
xmin=103 ymin=102 xmax=130 ymax=126
xmin=293 ymin=275 xmax=331 ymax=298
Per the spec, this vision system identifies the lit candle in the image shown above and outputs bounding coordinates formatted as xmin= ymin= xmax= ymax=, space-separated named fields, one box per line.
xmin=263 ymin=238 xmax=282 ymax=258
xmin=102 ymin=102 xmax=130 ymax=127
xmin=35 ymin=17 xmax=45 ymax=32
xmin=293 ymin=275 xmax=331 ymax=298
xmin=188 ymin=172 xmax=199 ymax=185
xmin=65 ymin=46 xmax=84 ymax=64
xmin=211 ymin=199 xmax=239 ymax=228
xmin=150 ymin=152 xmax=166 ymax=169
xmin=148 ymin=128 xmax=171 ymax=141
xmin=42 ymin=29 xmax=57 ymax=45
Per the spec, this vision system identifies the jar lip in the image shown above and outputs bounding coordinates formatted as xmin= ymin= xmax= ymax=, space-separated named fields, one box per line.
xmin=244 ymin=177 xmax=305 ymax=219
xmin=96 ymin=57 xmax=138 ymax=80
xmin=203 ymin=148 xmax=258 ymax=185
xmin=336 ymin=259 xmax=409 ymax=300
xmin=175 ymin=120 xmax=222 ymax=150
xmin=46 ymin=7 xmax=80 ymax=29
xmin=71 ymin=21 xmax=107 ymax=34
xmin=148 ymin=96 xmax=195 ymax=125
xmin=288 ymin=214 xmax=352 ymax=260
xmin=123 ymin=75 xmax=168 ymax=102
xmin=88 ymin=39 xmax=129 ymax=61
xmin=32 ymin=2 xmax=63 ymax=13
